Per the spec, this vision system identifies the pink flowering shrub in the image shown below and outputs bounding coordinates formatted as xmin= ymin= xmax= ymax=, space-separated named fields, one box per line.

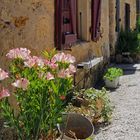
xmin=0 ymin=48 xmax=76 ymax=139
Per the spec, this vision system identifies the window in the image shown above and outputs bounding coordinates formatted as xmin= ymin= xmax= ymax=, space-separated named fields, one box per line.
xmin=77 ymin=0 xmax=91 ymax=41
xmin=91 ymin=0 xmax=102 ymax=41
xmin=55 ymin=0 xmax=77 ymax=50
xmin=115 ymin=0 xmax=120 ymax=32
xmin=55 ymin=0 xmax=102 ymax=50
xmin=125 ymin=3 xmax=130 ymax=31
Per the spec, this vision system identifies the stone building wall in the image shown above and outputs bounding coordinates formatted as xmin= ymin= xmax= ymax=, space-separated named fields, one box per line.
xmin=0 ymin=0 xmax=110 ymax=88
xmin=109 ymin=0 xmax=136 ymax=58
xmin=0 ymin=0 xmax=55 ymax=69
xmin=0 ymin=0 xmax=136 ymax=89
xmin=120 ymin=0 xmax=136 ymax=30
xmin=109 ymin=0 xmax=116 ymax=57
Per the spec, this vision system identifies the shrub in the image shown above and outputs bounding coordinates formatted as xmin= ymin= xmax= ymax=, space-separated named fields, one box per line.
xmin=65 ymin=88 xmax=113 ymax=124
xmin=0 ymin=48 xmax=76 ymax=139
xmin=117 ymin=30 xmax=140 ymax=54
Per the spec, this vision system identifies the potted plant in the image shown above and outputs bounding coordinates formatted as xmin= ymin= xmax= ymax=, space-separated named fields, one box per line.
xmin=104 ymin=67 xmax=123 ymax=88
xmin=65 ymin=88 xmax=113 ymax=125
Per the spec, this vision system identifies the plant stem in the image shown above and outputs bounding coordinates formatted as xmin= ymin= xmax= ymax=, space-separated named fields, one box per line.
xmin=34 ymin=89 xmax=45 ymax=140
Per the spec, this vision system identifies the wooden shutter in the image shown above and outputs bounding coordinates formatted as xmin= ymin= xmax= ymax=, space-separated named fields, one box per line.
xmin=116 ymin=0 xmax=120 ymax=32
xmin=91 ymin=0 xmax=102 ymax=41
xmin=55 ymin=0 xmax=77 ymax=50
xmin=55 ymin=0 xmax=62 ymax=50
xmin=125 ymin=3 xmax=130 ymax=31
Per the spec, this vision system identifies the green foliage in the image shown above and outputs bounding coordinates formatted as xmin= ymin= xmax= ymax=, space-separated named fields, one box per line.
xmin=117 ymin=29 xmax=140 ymax=54
xmin=104 ymin=67 xmax=123 ymax=81
xmin=136 ymin=17 xmax=140 ymax=32
xmin=0 ymin=49 xmax=76 ymax=139
xmin=65 ymin=88 xmax=113 ymax=123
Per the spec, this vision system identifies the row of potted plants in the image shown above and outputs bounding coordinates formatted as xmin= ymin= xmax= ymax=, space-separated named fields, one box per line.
xmin=58 ymin=87 xmax=113 ymax=139
xmin=57 ymin=66 xmax=123 ymax=139
xmin=0 ymin=47 xmax=123 ymax=139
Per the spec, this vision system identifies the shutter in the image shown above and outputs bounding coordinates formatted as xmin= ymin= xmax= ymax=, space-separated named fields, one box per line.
xmin=55 ymin=0 xmax=77 ymax=50
xmin=91 ymin=0 xmax=102 ymax=41
xmin=55 ymin=0 xmax=63 ymax=50
xmin=70 ymin=0 xmax=77 ymax=34
xmin=116 ymin=0 xmax=120 ymax=32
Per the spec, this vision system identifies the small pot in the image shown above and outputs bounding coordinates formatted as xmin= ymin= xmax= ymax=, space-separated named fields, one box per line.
xmin=58 ymin=113 xmax=94 ymax=140
xmin=104 ymin=77 xmax=119 ymax=88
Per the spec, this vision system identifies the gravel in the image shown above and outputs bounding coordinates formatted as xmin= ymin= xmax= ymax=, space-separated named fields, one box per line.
xmin=95 ymin=70 xmax=140 ymax=140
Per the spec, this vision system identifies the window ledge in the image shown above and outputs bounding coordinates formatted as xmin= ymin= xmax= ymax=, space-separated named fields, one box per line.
xmin=77 ymin=56 xmax=103 ymax=69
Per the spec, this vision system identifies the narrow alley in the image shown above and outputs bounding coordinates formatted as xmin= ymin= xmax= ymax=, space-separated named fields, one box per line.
xmin=95 ymin=65 xmax=140 ymax=140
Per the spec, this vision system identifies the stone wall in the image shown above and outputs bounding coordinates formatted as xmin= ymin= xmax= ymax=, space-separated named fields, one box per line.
xmin=0 ymin=0 xmax=55 ymax=69
xmin=109 ymin=0 xmax=137 ymax=57
xmin=120 ymin=0 xmax=136 ymax=30
xmin=109 ymin=0 xmax=116 ymax=57
xmin=0 ymin=0 xmax=136 ymax=89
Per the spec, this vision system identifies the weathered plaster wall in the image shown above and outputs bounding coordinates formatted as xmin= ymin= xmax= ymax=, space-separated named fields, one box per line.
xmin=109 ymin=0 xmax=117 ymax=57
xmin=70 ymin=0 xmax=110 ymax=88
xmin=0 ymin=0 xmax=110 ymax=89
xmin=70 ymin=0 xmax=110 ymax=62
xmin=0 ymin=0 xmax=137 ymax=89
xmin=120 ymin=0 xmax=136 ymax=30
xmin=0 ymin=0 xmax=55 ymax=69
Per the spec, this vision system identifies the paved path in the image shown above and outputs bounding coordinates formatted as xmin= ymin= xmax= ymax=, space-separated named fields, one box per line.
xmin=95 ymin=70 xmax=140 ymax=140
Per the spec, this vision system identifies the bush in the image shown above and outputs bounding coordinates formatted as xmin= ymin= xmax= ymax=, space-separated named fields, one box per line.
xmin=117 ymin=30 xmax=140 ymax=54
xmin=65 ymin=88 xmax=113 ymax=124
xmin=136 ymin=17 xmax=140 ymax=32
xmin=0 ymin=48 xmax=76 ymax=139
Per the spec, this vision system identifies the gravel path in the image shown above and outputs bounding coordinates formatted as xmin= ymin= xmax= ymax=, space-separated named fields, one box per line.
xmin=95 ymin=70 xmax=140 ymax=140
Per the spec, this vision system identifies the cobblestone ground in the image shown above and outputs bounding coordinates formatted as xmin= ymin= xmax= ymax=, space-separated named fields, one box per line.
xmin=95 ymin=70 xmax=140 ymax=140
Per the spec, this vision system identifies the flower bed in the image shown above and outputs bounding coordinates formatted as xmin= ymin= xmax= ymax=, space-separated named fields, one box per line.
xmin=0 ymin=48 xmax=76 ymax=139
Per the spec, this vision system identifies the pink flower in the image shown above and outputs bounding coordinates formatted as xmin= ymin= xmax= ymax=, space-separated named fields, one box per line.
xmin=12 ymin=78 xmax=30 ymax=90
xmin=0 ymin=68 xmax=9 ymax=80
xmin=6 ymin=48 xmax=31 ymax=60
xmin=52 ymin=52 xmax=65 ymax=62
xmin=46 ymin=72 xmax=54 ymax=80
xmin=52 ymin=53 xmax=75 ymax=63
xmin=24 ymin=56 xmax=38 ymax=68
xmin=36 ymin=57 xmax=45 ymax=67
xmin=0 ymin=88 xmax=10 ymax=100
xmin=24 ymin=56 xmax=45 ymax=68
xmin=58 ymin=69 xmax=71 ymax=78
xmin=58 ymin=70 xmax=66 ymax=78
xmin=19 ymin=48 xmax=31 ymax=59
xmin=65 ymin=54 xmax=76 ymax=63
xmin=58 ymin=65 xmax=76 ymax=79
xmin=68 ymin=64 xmax=76 ymax=73
xmin=45 ymin=60 xmax=58 ymax=69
